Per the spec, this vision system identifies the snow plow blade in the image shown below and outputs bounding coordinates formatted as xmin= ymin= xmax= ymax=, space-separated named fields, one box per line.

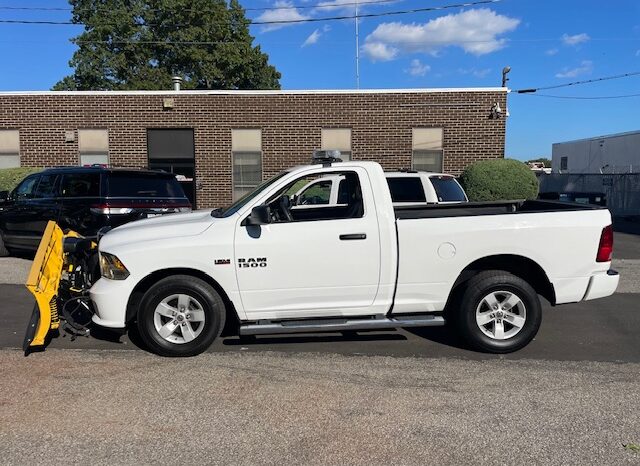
xmin=23 ymin=221 xmax=66 ymax=354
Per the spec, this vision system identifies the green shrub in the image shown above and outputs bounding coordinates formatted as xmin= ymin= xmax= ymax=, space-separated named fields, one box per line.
xmin=460 ymin=159 xmax=539 ymax=202
xmin=0 ymin=167 xmax=42 ymax=192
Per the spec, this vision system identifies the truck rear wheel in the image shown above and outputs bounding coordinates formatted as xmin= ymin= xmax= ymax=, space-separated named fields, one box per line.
xmin=137 ymin=275 xmax=226 ymax=357
xmin=453 ymin=271 xmax=542 ymax=353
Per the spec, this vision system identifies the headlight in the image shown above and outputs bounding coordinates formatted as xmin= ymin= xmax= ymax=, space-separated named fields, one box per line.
xmin=99 ymin=252 xmax=130 ymax=280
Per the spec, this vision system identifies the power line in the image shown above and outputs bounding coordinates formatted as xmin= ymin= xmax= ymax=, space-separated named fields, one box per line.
xmin=514 ymin=71 xmax=640 ymax=94
xmin=0 ymin=0 xmax=501 ymax=26
xmin=1 ymin=0 xmax=399 ymax=12
xmin=520 ymin=92 xmax=640 ymax=100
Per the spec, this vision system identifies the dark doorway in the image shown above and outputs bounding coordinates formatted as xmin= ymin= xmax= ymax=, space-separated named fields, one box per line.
xmin=147 ymin=129 xmax=196 ymax=206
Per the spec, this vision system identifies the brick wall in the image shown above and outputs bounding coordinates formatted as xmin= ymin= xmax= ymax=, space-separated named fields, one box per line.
xmin=0 ymin=90 xmax=507 ymax=208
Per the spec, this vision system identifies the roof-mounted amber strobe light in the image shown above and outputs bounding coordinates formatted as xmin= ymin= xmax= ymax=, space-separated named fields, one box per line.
xmin=313 ymin=149 xmax=343 ymax=166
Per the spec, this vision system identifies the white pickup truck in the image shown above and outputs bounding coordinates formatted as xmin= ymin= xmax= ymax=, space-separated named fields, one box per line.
xmin=90 ymin=157 xmax=619 ymax=357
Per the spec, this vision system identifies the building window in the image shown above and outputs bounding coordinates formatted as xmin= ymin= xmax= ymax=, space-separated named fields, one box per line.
xmin=560 ymin=157 xmax=568 ymax=171
xmin=78 ymin=129 xmax=109 ymax=166
xmin=412 ymin=128 xmax=443 ymax=172
xmin=0 ymin=130 xmax=20 ymax=169
xmin=232 ymin=129 xmax=262 ymax=200
xmin=321 ymin=128 xmax=351 ymax=161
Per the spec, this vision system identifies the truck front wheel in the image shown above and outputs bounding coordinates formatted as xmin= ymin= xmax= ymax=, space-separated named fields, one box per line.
xmin=137 ymin=275 xmax=226 ymax=357
xmin=453 ymin=271 xmax=542 ymax=353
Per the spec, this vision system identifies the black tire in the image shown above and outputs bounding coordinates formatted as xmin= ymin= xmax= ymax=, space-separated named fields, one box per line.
xmin=137 ymin=275 xmax=226 ymax=357
xmin=452 ymin=270 xmax=542 ymax=353
xmin=0 ymin=230 xmax=9 ymax=257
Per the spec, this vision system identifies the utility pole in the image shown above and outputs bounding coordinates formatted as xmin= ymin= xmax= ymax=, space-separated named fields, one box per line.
xmin=355 ymin=0 xmax=360 ymax=89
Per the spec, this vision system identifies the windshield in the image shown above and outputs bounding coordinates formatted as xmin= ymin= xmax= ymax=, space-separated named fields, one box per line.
xmin=218 ymin=171 xmax=290 ymax=217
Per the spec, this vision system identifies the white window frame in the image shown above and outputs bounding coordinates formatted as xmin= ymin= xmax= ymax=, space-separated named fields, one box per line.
xmin=78 ymin=129 xmax=109 ymax=167
xmin=321 ymin=128 xmax=352 ymax=161
xmin=232 ymin=129 xmax=263 ymax=201
xmin=0 ymin=129 xmax=21 ymax=169
xmin=412 ymin=128 xmax=444 ymax=172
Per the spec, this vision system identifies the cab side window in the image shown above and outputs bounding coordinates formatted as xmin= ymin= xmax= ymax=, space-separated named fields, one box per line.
xmin=14 ymin=176 xmax=39 ymax=200
xmin=268 ymin=171 xmax=364 ymax=223
xmin=298 ymin=180 xmax=332 ymax=205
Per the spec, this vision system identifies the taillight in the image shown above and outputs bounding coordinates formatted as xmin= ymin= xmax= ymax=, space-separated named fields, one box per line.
xmin=596 ymin=225 xmax=614 ymax=262
xmin=90 ymin=204 xmax=133 ymax=215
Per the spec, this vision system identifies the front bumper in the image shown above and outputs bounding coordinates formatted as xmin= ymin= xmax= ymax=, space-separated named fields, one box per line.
xmin=89 ymin=277 xmax=132 ymax=328
xmin=583 ymin=269 xmax=619 ymax=301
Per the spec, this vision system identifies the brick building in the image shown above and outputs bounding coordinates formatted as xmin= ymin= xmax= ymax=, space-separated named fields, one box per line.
xmin=0 ymin=88 xmax=507 ymax=208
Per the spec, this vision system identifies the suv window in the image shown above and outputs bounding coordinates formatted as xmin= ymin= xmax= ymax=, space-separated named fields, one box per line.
xmin=386 ymin=177 xmax=426 ymax=203
xmin=430 ymin=176 xmax=466 ymax=202
xmin=34 ymin=174 xmax=59 ymax=198
xmin=14 ymin=175 xmax=39 ymax=200
xmin=106 ymin=172 xmax=184 ymax=198
xmin=61 ymin=173 xmax=101 ymax=197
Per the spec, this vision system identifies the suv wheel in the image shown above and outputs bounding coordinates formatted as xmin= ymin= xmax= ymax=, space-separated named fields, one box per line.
xmin=137 ymin=275 xmax=226 ymax=357
xmin=452 ymin=270 xmax=542 ymax=353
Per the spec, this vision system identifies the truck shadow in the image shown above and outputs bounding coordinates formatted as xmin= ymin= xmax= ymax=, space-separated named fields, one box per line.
xmin=403 ymin=325 xmax=470 ymax=351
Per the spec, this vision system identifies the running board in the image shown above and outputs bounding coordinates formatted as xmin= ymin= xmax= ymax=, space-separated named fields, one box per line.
xmin=239 ymin=315 xmax=445 ymax=336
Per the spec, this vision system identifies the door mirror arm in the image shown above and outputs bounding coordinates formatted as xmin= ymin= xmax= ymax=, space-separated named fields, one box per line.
xmin=242 ymin=205 xmax=271 ymax=226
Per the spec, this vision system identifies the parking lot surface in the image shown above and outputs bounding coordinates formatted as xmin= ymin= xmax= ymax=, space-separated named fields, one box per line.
xmin=1 ymin=232 xmax=639 ymax=464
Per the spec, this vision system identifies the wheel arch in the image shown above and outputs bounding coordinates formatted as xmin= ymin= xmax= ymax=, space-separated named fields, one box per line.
xmin=448 ymin=254 xmax=556 ymax=306
xmin=126 ymin=268 xmax=240 ymax=336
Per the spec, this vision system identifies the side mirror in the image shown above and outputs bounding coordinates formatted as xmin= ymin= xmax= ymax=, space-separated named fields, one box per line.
xmin=0 ymin=191 xmax=8 ymax=203
xmin=243 ymin=205 xmax=271 ymax=226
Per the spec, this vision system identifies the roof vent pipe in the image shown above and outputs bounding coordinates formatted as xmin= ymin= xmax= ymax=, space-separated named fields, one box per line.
xmin=172 ymin=76 xmax=183 ymax=91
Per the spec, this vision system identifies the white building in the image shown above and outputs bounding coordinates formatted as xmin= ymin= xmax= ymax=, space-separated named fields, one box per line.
xmin=552 ymin=130 xmax=640 ymax=174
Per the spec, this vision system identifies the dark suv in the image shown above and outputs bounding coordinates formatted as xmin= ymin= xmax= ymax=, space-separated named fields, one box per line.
xmin=0 ymin=167 xmax=191 ymax=255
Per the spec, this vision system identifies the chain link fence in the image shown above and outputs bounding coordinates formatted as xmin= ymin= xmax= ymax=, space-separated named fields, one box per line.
xmin=538 ymin=173 xmax=640 ymax=217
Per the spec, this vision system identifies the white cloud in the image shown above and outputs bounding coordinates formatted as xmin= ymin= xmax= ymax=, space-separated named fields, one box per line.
xmin=361 ymin=42 xmax=398 ymax=61
xmin=458 ymin=67 xmax=492 ymax=78
xmin=302 ymin=29 xmax=322 ymax=47
xmin=362 ymin=9 xmax=520 ymax=61
xmin=545 ymin=48 xmax=558 ymax=56
xmin=555 ymin=60 xmax=593 ymax=78
xmin=255 ymin=0 xmax=311 ymax=32
xmin=405 ymin=59 xmax=430 ymax=77
xmin=562 ymin=33 xmax=590 ymax=46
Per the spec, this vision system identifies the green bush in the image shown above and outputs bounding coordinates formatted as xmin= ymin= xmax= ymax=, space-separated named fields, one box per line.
xmin=459 ymin=159 xmax=539 ymax=202
xmin=0 ymin=167 xmax=42 ymax=192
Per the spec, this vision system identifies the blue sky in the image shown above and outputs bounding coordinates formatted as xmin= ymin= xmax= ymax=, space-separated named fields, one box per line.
xmin=0 ymin=0 xmax=639 ymax=160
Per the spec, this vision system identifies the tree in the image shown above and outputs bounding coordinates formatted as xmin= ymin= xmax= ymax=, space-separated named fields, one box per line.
xmin=459 ymin=159 xmax=539 ymax=202
xmin=53 ymin=0 xmax=281 ymax=90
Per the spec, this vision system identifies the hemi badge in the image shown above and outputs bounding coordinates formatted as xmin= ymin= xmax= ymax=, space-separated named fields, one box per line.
xmin=214 ymin=259 xmax=231 ymax=265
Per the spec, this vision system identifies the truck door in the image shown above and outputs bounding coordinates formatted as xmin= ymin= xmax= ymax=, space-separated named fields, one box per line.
xmin=234 ymin=168 xmax=381 ymax=319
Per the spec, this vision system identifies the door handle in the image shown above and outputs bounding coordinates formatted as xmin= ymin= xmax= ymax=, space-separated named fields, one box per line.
xmin=339 ymin=233 xmax=367 ymax=240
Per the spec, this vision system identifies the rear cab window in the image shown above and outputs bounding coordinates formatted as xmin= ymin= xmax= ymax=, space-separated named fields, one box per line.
xmin=429 ymin=176 xmax=467 ymax=202
xmin=386 ymin=177 xmax=427 ymax=203
xmin=106 ymin=172 xmax=185 ymax=198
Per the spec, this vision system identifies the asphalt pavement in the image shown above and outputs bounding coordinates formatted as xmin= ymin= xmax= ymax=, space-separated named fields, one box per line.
xmin=1 ymin=232 xmax=639 ymax=464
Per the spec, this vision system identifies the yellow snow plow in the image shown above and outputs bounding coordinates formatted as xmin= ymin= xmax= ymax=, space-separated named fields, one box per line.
xmin=23 ymin=221 xmax=99 ymax=354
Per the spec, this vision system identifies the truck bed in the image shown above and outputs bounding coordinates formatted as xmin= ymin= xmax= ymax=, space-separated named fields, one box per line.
xmin=394 ymin=199 xmax=604 ymax=219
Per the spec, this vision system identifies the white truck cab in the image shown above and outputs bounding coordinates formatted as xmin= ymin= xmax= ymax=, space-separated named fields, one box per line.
xmin=90 ymin=155 xmax=619 ymax=357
